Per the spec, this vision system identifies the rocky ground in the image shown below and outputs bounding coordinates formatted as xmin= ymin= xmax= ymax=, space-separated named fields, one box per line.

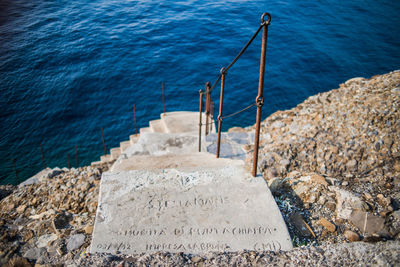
xmin=243 ymin=70 xmax=400 ymax=248
xmin=0 ymin=164 xmax=109 ymax=266
xmin=0 ymin=70 xmax=399 ymax=266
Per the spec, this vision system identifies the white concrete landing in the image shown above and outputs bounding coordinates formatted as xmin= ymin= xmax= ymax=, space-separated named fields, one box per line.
xmin=90 ymin=162 xmax=292 ymax=254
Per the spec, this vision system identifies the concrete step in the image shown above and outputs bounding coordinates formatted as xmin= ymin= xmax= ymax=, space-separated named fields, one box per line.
xmin=140 ymin=127 xmax=152 ymax=134
xmin=129 ymin=134 xmax=139 ymax=145
xmin=161 ymin=111 xmax=215 ymax=134
xmin=204 ymin=132 xmax=255 ymax=160
xmin=100 ymin=154 xmax=112 ymax=163
xmin=120 ymin=132 xmax=201 ymax=158
xmin=91 ymin=161 xmax=103 ymax=167
xmin=120 ymin=141 xmax=131 ymax=152
xmin=110 ymin=148 xmax=121 ymax=160
xmin=111 ymin=152 xmax=233 ymax=172
xmin=160 ymin=111 xmax=195 ymax=118
xmin=149 ymin=119 xmax=167 ymax=133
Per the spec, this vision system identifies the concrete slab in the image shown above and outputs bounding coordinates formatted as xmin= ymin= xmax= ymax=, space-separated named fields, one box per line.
xmin=121 ymin=132 xmax=200 ymax=157
xmin=120 ymin=141 xmax=131 ymax=152
xmin=91 ymin=161 xmax=103 ymax=167
xmin=161 ymin=111 xmax=215 ymax=134
xmin=111 ymin=152 xmax=232 ymax=172
xmin=110 ymin=148 xmax=121 ymax=160
xmin=149 ymin=119 xmax=167 ymax=133
xmin=100 ymin=154 xmax=112 ymax=163
xmin=129 ymin=134 xmax=139 ymax=145
xmin=90 ymin=163 xmax=292 ymax=254
xmin=161 ymin=111 xmax=195 ymax=118
xmin=140 ymin=127 xmax=152 ymax=134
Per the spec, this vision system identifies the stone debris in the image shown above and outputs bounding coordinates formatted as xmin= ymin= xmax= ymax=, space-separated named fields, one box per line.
xmin=0 ymin=163 xmax=108 ymax=266
xmin=0 ymin=71 xmax=399 ymax=265
xmin=245 ymin=70 xmax=400 ymax=247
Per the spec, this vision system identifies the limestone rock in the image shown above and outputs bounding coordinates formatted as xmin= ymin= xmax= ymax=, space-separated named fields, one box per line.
xmin=318 ymin=218 xmax=336 ymax=233
xmin=344 ymin=230 xmax=360 ymax=242
xmin=67 ymin=234 xmax=85 ymax=251
xmin=334 ymin=188 xmax=365 ymax=219
xmin=23 ymin=247 xmax=47 ymax=260
xmin=349 ymin=210 xmax=386 ymax=236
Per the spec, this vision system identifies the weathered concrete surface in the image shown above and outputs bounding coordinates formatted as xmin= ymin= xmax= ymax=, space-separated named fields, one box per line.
xmin=149 ymin=119 xmax=167 ymax=133
xmin=111 ymin=152 xmax=234 ymax=172
xmin=90 ymin=162 xmax=292 ymax=254
xmin=161 ymin=111 xmax=216 ymax=134
xmin=119 ymin=132 xmax=200 ymax=158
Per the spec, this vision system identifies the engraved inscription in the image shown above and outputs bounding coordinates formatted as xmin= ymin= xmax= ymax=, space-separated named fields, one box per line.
xmin=145 ymin=242 xmax=230 ymax=251
xmin=117 ymin=226 xmax=273 ymax=237
xmin=145 ymin=195 xmax=229 ymax=211
xmin=91 ymin=170 xmax=293 ymax=254
xmin=253 ymin=241 xmax=282 ymax=251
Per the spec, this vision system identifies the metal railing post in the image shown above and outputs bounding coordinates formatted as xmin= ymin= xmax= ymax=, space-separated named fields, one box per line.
xmin=205 ymin=82 xmax=211 ymax=135
xmin=12 ymin=158 xmax=19 ymax=183
xmin=198 ymin=90 xmax=204 ymax=152
xmin=210 ymin=101 xmax=214 ymax=132
xmin=101 ymin=127 xmax=107 ymax=156
xmin=252 ymin=13 xmax=271 ymax=177
xmin=216 ymin=68 xmax=226 ymax=158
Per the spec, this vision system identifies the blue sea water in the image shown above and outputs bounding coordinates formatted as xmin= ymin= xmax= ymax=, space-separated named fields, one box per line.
xmin=1 ymin=0 xmax=399 ymax=184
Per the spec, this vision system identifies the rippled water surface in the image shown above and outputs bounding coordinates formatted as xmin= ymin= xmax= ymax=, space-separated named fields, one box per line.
xmin=1 ymin=0 xmax=399 ymax=184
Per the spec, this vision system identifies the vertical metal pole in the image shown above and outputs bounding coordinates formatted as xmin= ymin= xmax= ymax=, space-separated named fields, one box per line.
xmin=216 ymin=68 xmax=226 ymax=158
xmin=12 ymin=158 xmax=19 ymax=183
xmin=198 ymin=90 xmax=204 ymax=152
xmin=40 ymin=144 xmax=46 ymax=169
xmin=162 ymin=82 xmax=165 ymax=113
xmin=75 ymin=145 xmax=79 ymax=167
xmin=67 ymin=153 xmax=71 ymax=169
xmin=101 ymin=127 xmax=107 ymax=156
xmin=210 ymin=101 xmax=214 ymax=132
xmin=252 ymin=14 xmax=270 ymax=177
xmin=133 ymin=104 xmax=138 ymax=136
xmin=205 ymin=82 xmax=211 ymax=135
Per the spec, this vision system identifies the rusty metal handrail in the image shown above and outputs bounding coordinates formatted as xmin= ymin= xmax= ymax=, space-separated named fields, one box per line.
xmin=252 ymin=13 xmax=270 ymax=177
xmin=198 ymin=90 xmax=204 ymax=152
xmin=219 ymin=102 xmax=257 ymax=120
xmin=199 ymin=12 xmax=271 ymax=177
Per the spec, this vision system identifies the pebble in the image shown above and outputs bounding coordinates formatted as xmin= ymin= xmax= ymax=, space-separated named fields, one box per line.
xmin=344 ymin=230 xmax=360 ymax=242
xmin=84 ymin=225 xmax=94 ymax=235
xmin=318 ymin=217 xmax=336 ymax=232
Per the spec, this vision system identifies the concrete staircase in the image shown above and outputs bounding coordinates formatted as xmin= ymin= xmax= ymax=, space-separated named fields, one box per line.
xmin=90 ymin=111 xmax=292 ymax=254
xmin=91 ymin=111 xmax=216 ymax=166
